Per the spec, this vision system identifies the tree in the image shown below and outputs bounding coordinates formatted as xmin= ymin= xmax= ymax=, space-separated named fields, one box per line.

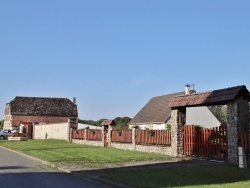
xmin=78 ymin=117 xmax=132 ymax=129
xmin=78 ymin=118 xmax=105 ymax=126
xmin=114 ymin=117 xmax=131 ymax=126
xmin=114 ymin=117 xmax=131 ymax=130
xmin=0 ymin=120 xmax=4 ymax=129
xmin=208 ymin=105 xmax=227 ymax=123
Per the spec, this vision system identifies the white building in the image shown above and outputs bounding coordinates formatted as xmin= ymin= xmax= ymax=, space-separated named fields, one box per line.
xmin=78 ymin=123 xmax=102 ymax=130
xmin=128 ymin=86 xmax=221 ymax=130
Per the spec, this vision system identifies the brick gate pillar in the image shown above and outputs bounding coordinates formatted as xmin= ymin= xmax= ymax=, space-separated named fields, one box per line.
xmin=171 ymin=108 xmax=185 ymax=157
xmin=227 ymin=98 xmax=249 ymax=164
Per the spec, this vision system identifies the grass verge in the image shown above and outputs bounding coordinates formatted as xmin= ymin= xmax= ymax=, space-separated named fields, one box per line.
xmin=104 ymin=163 xmax=250 ymax=188
xmin=0 ymin=139 xmax=171 ymax=163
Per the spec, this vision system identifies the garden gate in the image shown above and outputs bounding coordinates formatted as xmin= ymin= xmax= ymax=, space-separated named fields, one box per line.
xmin=184 ymin=125 xmax=228 ymax=160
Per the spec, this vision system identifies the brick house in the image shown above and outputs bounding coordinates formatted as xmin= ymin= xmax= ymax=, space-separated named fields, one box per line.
xmin=3 ymin=96 xmax=78 ymax=131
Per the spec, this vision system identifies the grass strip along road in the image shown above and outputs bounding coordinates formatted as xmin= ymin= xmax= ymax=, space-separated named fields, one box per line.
xmin=0 ymin=139 xmax=171 ymax=163
xmin=1 ymin=139 xmax=250 ymax=188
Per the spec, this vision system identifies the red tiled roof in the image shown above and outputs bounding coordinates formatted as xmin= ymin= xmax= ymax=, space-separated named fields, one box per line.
xmin=168 ymin=85 xmax=249 ymax=108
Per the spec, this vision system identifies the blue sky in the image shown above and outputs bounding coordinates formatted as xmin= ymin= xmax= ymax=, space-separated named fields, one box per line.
xmin=0 ymin=1 xmax=250 ymax=120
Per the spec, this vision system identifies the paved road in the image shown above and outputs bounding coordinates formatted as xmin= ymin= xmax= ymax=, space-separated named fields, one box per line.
xmin=0 ymin=147 xmax=110 ymax=188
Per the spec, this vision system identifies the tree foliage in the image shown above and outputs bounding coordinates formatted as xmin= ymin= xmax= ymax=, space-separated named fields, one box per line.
xmin=114 ymin=117 xmax=131 ymax=126
xmin=208 ymin=105 xmax=227 ymax=123
xmin=114 ymin=117 xmax=131 ymax=130
xmin=78 ymin=118 xmax=105 ymax=126
xmin=78 ymin=117 xmax=131 ymax=128
xmin=0 ymin=120 xmax=4 ymax=129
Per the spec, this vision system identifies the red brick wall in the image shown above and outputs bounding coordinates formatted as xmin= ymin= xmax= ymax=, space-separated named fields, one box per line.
xmin=11 ymin=115 xmax=74 ymax=126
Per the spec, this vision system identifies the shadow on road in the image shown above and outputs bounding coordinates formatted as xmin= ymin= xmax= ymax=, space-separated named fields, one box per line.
xmin=0 ymin=166 xmax=28 ymax=170
xmin=0 ymin=171 xmax=107 ymax=188
xmin=71 ymin=160 xmax=250 ymax=188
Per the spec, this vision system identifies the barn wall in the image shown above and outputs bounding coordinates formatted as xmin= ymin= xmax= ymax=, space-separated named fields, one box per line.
xmin=11 ymin=116 xmax=71 ymax=127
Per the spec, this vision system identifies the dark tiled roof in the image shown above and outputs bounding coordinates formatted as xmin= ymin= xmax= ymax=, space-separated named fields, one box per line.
xmin=129 ymin=92 xmax=185 ymax=124
xmin=9 ymin=96 xmax=78 ymax=117
xmin=101 ymin=119 xmax=116 ymax=126
xmin=168 ymin=85 xmax=250 ymax=108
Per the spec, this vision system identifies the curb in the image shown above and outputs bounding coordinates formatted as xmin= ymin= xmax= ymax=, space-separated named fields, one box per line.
xmin=0 ymin=146 xmax=129 ymax=187
xmin=72 ymin=171 xmax=131 ymax=188
xmin=0 ymin=146 xmax=71 ymax=173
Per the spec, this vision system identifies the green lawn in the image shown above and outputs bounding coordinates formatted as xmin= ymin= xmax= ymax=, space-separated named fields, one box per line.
xmin=2 ymin=139 xmax=249 ymax=188
xmin=0 ymin=139 xmax=171 ymax=163
xmin=104 ymin=164 xmax=250 ymax=188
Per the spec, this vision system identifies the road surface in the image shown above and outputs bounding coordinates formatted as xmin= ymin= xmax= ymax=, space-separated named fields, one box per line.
xmin=0 ymin=146 xmax=110 ymax=188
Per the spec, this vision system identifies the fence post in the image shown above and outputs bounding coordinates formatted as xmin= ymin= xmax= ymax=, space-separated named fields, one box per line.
xmin=102 ymin=126 xmax=105 ymax=147
xmin=238 ymin=147 xmax=247 ymax=168
xmin=132 ymin=128 xmax=136 ymax=150
xmin=108 ymin=125 xmax=112 ymax=147
xmin=69 ymin=128 xmax=73 ymax=143
xmin=67 ymin=123 xmax=70 ymax=142
xmin=84 ymin=129 xmax=87 ymax=142
xmin=33 ymin=122 xmax=36 ymax=140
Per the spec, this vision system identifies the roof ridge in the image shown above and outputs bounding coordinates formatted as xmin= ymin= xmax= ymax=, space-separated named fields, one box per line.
xmin=8 ymin=96 xmax=78 ymax=117
xmin=168 ymin=85 xmax=249 ymax=108
xmin=15 ymin=96 xmax=69 ymax=99
xmin=173 ymin=85 xmax=245 ymax=98
xmin=129 ymin=91 xmax=184 ymax=124
xmin=152 ymin=91 xmax=185 ymax=99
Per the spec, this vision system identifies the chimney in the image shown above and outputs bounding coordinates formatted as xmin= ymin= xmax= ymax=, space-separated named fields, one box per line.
xmin=185 ymin=84 xmax=190 ymax=95
xmin=73 ymin=97 xmax=76 ymax=104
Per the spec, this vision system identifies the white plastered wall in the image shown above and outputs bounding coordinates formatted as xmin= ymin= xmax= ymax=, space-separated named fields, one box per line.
xmin=3 ymin=121 xmax=11 ymax=129
xmin=34 ymin=123 xmax=69 ymax=140
xmin=186 ymin=106 xmax=221 ymax=128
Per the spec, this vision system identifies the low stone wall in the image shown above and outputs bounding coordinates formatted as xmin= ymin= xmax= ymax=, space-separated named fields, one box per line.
xmin=73 ymin=139 xmax=173 ymax=156
xmin=111 ymin=142 xmax=134 ymax=151
xmin=111 ymin=142 xmax=172 ymax=156
xmin=34 ymin=123 xmax=69 ymax=141
xmin=136 ymin=145 xmax=172 ymax=155
xmin=72 ymin=139 xmax=103 ymax=147
xmin=72 ymin=127 xmax=173 ymax=156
